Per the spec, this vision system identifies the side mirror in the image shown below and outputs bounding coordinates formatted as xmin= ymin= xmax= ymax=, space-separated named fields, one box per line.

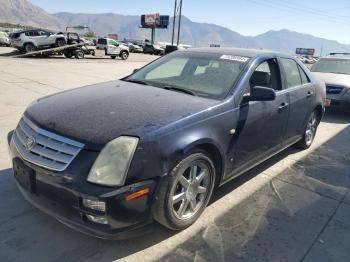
xmin=249 ymin=86 xmax=276 ymax=102
xmin=133 ymin=69 xmax=139 ymax=73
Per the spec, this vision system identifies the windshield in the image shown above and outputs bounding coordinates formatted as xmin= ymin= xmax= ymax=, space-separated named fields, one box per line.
xmin=126 ymin=51 xmax=249 ymax=99
xmin=311 ymin=58 xmax=350 ymax=75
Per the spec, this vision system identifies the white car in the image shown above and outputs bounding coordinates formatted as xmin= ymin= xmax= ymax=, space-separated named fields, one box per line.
xmin=96 ymin=38 xmax=129 ymax=60
xmin=9 ymin=29 xmax=66 ymax=53
xmin=0 ymin=32 xmax=10 ymax=47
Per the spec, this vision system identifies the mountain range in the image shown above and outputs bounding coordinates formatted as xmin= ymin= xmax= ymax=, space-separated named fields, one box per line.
xmin=1 ymin=0 xmax=350 ymax=55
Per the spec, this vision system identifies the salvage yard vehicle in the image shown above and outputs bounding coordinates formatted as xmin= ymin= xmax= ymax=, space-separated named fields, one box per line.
xmin=9 ymin=29 xmax=66 ymax=53
xmin=0 ymin=32 xmax=10 ymax=47
xmin=311 ymin=53 xmax=350 ymax=111
xmin=7 ymin=48 xmax=325 ymax=239
xmin=96 ymin=38 xmax=129 ymax=60
xmin=143 ymin=43 xmax=165 ymax=55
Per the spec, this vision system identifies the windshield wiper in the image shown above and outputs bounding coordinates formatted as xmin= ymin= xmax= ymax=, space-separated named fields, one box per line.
xmin=124 ymin=79 xmax=150 ymax=85
xmin=162 ymin=86 xmax=197 ymax=96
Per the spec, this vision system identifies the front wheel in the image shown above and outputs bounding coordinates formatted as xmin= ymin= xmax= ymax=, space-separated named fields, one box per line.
xmin=153 ymin=151 xmax=216 ymax=230
xmin=296 ymin=110 xmax=319 ymax=149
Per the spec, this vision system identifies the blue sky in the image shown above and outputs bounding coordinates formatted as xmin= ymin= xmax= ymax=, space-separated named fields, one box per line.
xmin=30 ymin=0 xmax=350 ymax=44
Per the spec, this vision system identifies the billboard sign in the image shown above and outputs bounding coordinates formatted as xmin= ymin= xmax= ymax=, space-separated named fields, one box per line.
xmin=144 ymin=13 xmax=160 ymax=27
xmin=296 ymin=48 xmax=315 ymax=56
xmin=141 ymin=15 xmax=169 ymax=29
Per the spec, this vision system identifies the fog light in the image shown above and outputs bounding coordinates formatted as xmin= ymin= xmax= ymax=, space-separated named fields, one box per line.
xmin=82 ymin=199 xmax=106 ymax=212
xmin=86 ymin=214 xmax=108 ymax=225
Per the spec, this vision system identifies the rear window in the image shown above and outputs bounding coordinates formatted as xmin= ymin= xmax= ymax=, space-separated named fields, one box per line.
xmin=10 ymin=32 xmax=21 ymax=39
xmin=97 ymin=39 xmax=107 ymax=45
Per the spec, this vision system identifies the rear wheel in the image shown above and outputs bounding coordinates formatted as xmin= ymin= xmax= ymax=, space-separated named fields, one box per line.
xmin=64 ymin=51 xmax=73 ymax=58
xmin=120 ymin=51 xmax=129 ymax=60
xmin=153 ymin=151 xmax=216 ymax=230
xmin=296 ymin=110 xmax=319 ymax=149
xmin=24 ymin=43 xmax=35 ymax=53
xmin=74 ymin=50 xmax=84 ymax=59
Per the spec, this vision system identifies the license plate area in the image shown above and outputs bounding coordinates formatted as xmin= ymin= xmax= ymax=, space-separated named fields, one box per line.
xmin=13 ymin=158 xmax=36 ymax=193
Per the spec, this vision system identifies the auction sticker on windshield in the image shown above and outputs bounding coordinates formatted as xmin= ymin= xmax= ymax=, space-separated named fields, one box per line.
xmin=220 ymin=55 xmax=250 ymax=62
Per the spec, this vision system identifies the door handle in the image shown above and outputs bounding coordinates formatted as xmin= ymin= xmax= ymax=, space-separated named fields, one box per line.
xmin=278 ymin=102 xmax=289 ymax=112
xmin=307 ymin=91 xmax=314 ymax=98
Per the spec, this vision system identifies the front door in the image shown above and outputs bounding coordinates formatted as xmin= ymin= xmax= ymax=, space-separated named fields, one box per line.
xmin=226 ymin=58 xmax=289 ymax=179
xmin=106 ymin=39 xmax=120 ymax=55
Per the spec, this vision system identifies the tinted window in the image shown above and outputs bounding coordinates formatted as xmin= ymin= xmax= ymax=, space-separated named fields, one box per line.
xmin=280 ymin=58 xmax=302 ymax=88
xmin=10 ymin=32 xmax=21 ymax=38
xmin=298 ymin=65 xmax=310 ymax=84
xmin=97 ymin=39 xmax=107 ymax=45
xmin=26 ymin=31 xmax=39 ymax=37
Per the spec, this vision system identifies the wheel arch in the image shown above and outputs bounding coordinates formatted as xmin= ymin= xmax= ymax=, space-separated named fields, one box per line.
xmin=168 ymin=139 xmax=225 ymax=187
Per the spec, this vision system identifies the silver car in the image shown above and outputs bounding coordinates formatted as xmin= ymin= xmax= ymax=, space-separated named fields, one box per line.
xmin=311 ymin=53 xmax=350 ymax=111
xmin=0 ymin=32 xmax=10 ymax=47
xmin=9 ymin=29 xmax=66 ymax=53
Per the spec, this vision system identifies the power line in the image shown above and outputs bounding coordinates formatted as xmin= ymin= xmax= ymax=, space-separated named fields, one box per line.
xmin=248 ymin=0 xmax=350 ymax=25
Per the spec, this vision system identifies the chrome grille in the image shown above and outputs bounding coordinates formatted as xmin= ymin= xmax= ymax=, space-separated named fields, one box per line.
xmin=12 ymin=116 xmax=85 ymax=171
xmin=326 ymin=84 xmax=344 ymax=95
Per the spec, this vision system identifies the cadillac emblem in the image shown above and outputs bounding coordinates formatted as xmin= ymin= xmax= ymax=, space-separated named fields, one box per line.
xmin=25 ymin=136 xmax=36 ymax=151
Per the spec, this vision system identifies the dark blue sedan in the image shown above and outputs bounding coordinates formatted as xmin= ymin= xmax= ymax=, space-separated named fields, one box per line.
xmin=7 ymin=48 xmax=326 ymax=238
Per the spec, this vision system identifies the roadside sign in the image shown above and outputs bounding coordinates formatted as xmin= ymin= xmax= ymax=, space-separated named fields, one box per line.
xmin=296 ymin=48 xmax=315 ymax=56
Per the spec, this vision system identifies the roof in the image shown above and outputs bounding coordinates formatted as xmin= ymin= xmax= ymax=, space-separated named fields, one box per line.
xmin=183 ymin=47 xmax=287 ymax=58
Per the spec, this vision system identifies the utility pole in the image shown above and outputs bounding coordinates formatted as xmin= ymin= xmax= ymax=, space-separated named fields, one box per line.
xmin=177 ymin=0 xmax=183 ymax=46
xmin=171 ymin=0 xmax=177 ymax=46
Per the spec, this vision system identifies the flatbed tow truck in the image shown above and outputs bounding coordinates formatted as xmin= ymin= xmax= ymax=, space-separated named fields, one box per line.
xmin=13 ymin=32 xmax=128 ymax=60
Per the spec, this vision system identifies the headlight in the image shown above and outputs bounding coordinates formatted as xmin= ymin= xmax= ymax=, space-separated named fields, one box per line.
xmin=87 ymin=136 xmax=139 ymax=186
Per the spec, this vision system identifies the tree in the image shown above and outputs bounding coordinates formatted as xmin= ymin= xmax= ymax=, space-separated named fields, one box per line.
xmin=83 ymin=31 xmax=97 ymax=38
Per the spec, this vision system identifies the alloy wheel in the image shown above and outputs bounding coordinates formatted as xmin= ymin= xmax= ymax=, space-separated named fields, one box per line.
xmin=171 ymin=161 xmax=211 ymax=220
xmin=305 ymin=112 xmax=317 ymax=146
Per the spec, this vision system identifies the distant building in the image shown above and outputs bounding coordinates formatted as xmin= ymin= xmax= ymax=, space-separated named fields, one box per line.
xmin=107 ymin=34 xmax=118 ymax=40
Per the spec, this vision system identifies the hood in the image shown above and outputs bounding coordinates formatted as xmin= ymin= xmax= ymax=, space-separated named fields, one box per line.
xmin=312 ymin=72 xmax=350 ymax=87
xmin=26 ymin=80 xmax=218 ymax=147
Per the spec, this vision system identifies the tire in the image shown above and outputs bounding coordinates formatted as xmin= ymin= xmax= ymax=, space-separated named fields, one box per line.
xmin=56 ymin=38 xmax=66 ymax=47
xmin=74 ymin=50 xmax=84 ymax=59
xmin=296 ymin=110 xmax=320 ymax=149
xmin=64 ymin=51 xmax=73 ymax=58
xmin=120 ymin=51 xmax=129 ymax=60
xmin=153 ymin=151 xmax=216 ymax=230
xmin=24 ymin=43 xmax=35 ymax=53
xmin=111 ymin=56 xmax=117 ymax=59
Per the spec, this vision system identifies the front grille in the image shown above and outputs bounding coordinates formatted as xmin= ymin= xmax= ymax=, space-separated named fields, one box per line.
xmin=12 ymin=116 xmax=85 ymax=171
xmin=326 ymin=84 xmax=344 ymax=95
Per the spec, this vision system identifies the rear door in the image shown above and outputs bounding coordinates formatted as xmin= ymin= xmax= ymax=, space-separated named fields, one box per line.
xmin=227 ymin=58 xmax=289 ymax=178
xmin=26 ymin=30 xmax=40 ymax=46
xmin=279 ymin=58 xmax=314 ymax=144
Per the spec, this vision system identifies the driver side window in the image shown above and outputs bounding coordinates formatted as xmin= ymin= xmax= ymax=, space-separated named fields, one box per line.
xmin=244 ymin=59 xmax=281 ymax=97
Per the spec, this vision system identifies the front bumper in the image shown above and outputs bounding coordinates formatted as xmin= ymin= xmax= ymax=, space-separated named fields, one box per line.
xmin=7 ymin=131 xmax=157 ymax=239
